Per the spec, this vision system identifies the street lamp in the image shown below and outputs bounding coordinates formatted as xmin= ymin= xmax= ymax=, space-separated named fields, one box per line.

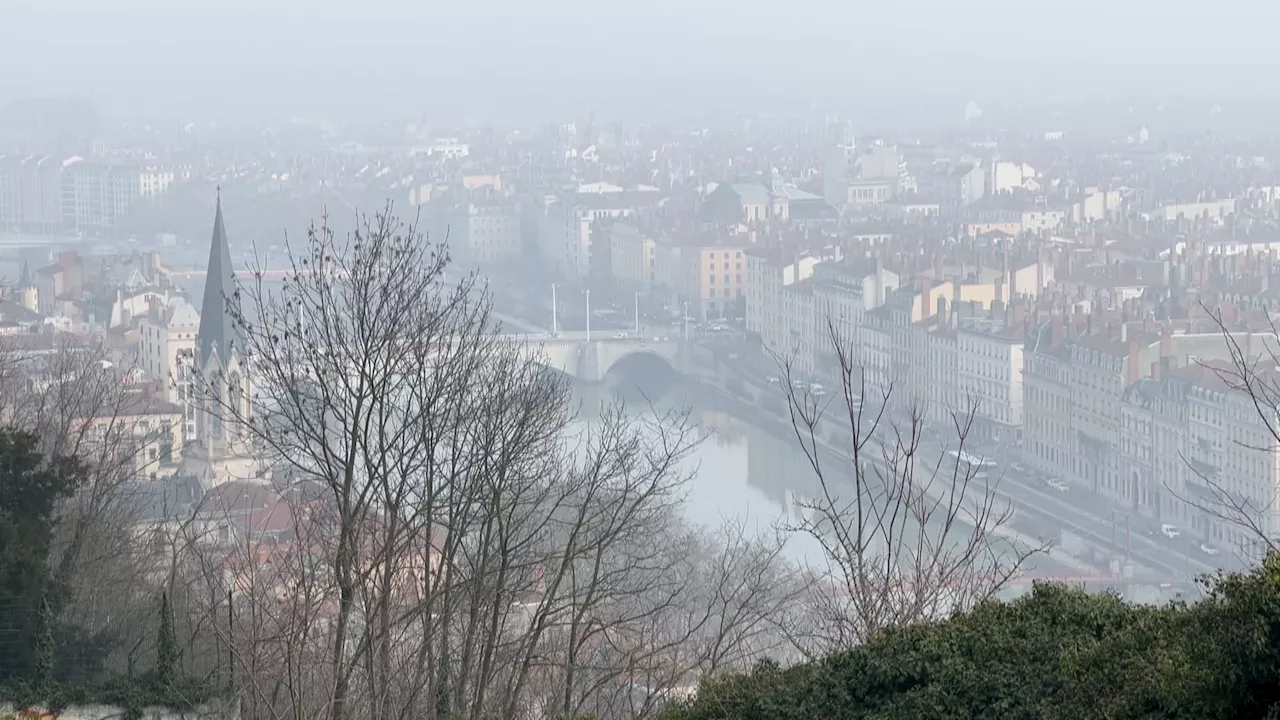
xmin=551 ymin=283 xmax=559 ymax=335
xmin=634 ymin=290 xmax=641 ymax=335
xmin=584 ymin=288 xmax=591 ymax=342
xmin=682 ymin=300 xmax=690 ymax=342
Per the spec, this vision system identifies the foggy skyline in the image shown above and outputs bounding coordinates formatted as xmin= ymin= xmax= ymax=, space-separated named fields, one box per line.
xmin=4 ymin=0 xmax=1280 ymax=124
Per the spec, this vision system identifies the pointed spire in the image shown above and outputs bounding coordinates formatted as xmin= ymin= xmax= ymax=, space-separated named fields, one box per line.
xmin=196 ymin=191 xmax=244 ymax=367
xmin=17 ymin=260 xmax=32 ymax=288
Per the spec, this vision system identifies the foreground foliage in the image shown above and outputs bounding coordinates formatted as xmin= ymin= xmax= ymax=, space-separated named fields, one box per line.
xmin=666 ymin=556 xmax=1280 ymax=720
xmin=0 ymin=430 xmax=218 ymax=719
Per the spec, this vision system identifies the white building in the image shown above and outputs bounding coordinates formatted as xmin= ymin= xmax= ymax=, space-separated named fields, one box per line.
xmin=413 ymin=139 xmax=470 ymax=159
xmin=745 ymin=249 xmax=824 ymax=373
xmin=140 ymin=165 xmax=177 ymax=197
xmin=954 ymin=319 xmax=1026 ymax=442
xmin=137 ymin=297 xmax=200 ymax=424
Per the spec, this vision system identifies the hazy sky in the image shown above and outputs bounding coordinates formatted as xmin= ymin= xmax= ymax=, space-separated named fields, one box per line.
xmin=3 ymin=0 xmax=1278 ymax=124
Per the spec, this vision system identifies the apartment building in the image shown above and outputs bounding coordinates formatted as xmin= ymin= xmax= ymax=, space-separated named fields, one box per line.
xmin=1023 ymin=322 xmax=1154 ymax=494
xmin=1120 ymin=359 xmax=1280 ymax=555
xmin=963 ymin=195 xmax=1068 ymax=236
xmin=843 ymin=179 xmax=895 ymax=208
xmin=72 ymin=389 xmax=186 ymax=482
xmin=537 ymin=190 xmax=659 ymax=279
xmin=458 ymin=202 xmax=522 ymax=263
xmin=681 ymin=242 xmax=749 ymax=319
xmin=140 ymin=166 xmax=177 ymax=197
xmin=0 ymin=155 xmax=178 ymax=236
xmin=0 ymin=155 xmax=68 ymax=233
xmin=775 ymin=280 xmax=817 ymax=375
xmin=811 ymin=258 xmax=897 ymax=372
xmin=861 ymin=281 xmax=952 ymax=404
xmin=954 ymin=318 xmax=1025 ymax=442
xmin=537 ymin=198 xmax=596 ymax=278
xmin=63 ymin=159 xmax=146 ymax=234
xmin=137 ymin=298 xmax=201 ymax=437
xmin=1147 ymin=198 xmax=1237 ymax=225
xmin=609 ymin=223 xmax=656 ymax=292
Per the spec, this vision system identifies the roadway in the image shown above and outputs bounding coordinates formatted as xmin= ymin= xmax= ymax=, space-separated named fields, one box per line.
xmin=491 ymin=312 xmax=679 ymax=344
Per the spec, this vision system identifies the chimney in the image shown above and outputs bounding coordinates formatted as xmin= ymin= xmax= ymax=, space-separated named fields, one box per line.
xmin=1127 ymin=338 xmax=1141 ymax=383
xmin=1160 ymin=325 xmax=1172 ymax=357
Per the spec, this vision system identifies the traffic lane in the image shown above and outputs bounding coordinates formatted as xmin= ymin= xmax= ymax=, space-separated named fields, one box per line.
xmin=998 ymin=475 xmax=1220 ymax=577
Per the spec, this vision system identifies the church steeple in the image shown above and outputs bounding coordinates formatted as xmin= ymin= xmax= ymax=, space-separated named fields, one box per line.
xmin=196 ymin=188 xmax=243 ymax=367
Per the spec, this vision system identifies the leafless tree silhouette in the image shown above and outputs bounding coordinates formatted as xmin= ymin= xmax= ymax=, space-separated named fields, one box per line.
xmin=775 ymin=319 xmax=1041 ymax=655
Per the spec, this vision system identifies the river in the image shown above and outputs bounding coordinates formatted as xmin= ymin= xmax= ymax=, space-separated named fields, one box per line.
xmin=571 ymin=373 xmax=1083 ymax=594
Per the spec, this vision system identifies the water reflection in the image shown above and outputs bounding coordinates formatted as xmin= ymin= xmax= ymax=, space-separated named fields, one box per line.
xmin=574 ymin=376 xmax=829 ymax=564
xmin=575 ymin=374 xmax=1068 ymax=590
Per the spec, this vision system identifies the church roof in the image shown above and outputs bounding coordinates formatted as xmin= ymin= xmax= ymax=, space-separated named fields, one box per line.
xmin=196 ymin=192 xmax=245 ymax=367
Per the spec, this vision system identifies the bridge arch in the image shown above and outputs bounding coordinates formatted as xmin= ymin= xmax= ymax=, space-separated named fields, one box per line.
xmin=596 ymin=342 xmax=680 ymax=378
xmin=497 ymin=335 xmax=683 ymax=382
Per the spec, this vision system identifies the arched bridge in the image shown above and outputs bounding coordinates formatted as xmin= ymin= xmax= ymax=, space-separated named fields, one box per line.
xmin=498 ymin=331 xmax=691 ymax=382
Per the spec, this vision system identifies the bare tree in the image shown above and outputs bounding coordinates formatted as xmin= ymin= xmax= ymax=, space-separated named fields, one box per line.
xmin=175 ymin=206 xmax=799 ymax=720
xmin=776 ymin=320 xmax=1040 ymax=656
xmin=0 ymin=331 xmax=171 ymax=675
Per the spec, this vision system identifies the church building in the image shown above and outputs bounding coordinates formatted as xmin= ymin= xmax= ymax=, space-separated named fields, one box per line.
xmin=180 ymin=192 xmax=263 ymax=488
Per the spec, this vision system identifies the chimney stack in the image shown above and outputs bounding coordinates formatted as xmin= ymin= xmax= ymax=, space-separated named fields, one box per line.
xmin=1127 ymin=338 xmax=1141 ymax=383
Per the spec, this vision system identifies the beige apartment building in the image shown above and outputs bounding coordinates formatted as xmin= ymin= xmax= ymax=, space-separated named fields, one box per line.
xmin=72 ymin=389 xmax=186 ymax=482
xmin=656 ymin=238 xmax=748 ymax=319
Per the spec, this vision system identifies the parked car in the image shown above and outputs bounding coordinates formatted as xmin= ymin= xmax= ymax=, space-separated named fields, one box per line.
xmin=1045 ymin=478 xmax=1069 ymax=492
xmin=1200 ymin=543 xmax=1220 ymax=556
xmin=767 ymin=376 xmax=781 ymax=384
xmin=1161 ymin=524 xmax=1181 ymax=539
